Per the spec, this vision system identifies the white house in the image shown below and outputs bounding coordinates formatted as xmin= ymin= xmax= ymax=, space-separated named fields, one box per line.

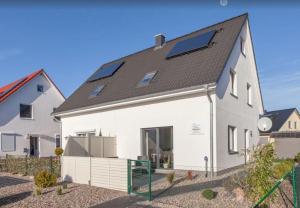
xmin=0 ymin=69 xmax=65 ymax=157
xmin=54 ymin=13 xmax=264 ymax=174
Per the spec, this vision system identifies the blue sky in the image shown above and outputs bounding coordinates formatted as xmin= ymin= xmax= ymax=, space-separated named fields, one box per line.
xmin=0 ymin=2 xmax=300 ymax=111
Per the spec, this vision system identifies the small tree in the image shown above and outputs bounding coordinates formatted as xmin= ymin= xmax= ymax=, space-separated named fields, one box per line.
xmin=245 ymin=143 xmax=275 ymax=204
xmin=55 ymin=147 xmax=64 ymax=157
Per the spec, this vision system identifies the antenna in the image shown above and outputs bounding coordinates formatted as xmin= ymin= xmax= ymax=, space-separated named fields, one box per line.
xmin=258 ymin=117 xmax=273 ymax=132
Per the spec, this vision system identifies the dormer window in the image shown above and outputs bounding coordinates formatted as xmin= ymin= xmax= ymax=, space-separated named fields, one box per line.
xmin=137 ymin=71 xmax=157 ymax=87
xmin=240 ymin=37 xmax=246 ymax=56
xmin=37 ymin=85 xmax=44 ymax=92
xmin=230 ymin=70 xmax=237 ymax=97
xmin=89 ymin=85 xmax=105 ymax=98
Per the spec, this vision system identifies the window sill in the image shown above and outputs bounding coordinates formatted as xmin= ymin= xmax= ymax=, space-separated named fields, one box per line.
xmin=241 ymin=52 xmax=246 ymax=58
xmin=247 ymin=103 xmax=253 ymax=108
xmin=20 ymin=117 xmax=34 ymax=120
xmin=228 ymin=151 xmax=239 ymax=155
xmin=230 ymin=93 xmax=238 ymax=99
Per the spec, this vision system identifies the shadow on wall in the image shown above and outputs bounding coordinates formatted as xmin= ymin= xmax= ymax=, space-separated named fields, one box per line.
xmin=0 ymin=191 xmax=32 ymax=206
xmin=0 ymin=79 xmax=51 ymax=126
xmin=215 ymin=44 xmax=241 ymax=100
xmin=64 ymin=138 xmax=89 ymax=157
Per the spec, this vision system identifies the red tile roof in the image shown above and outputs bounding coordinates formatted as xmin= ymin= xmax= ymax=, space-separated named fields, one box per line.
xmin=0 ymin=69 xmax=44 ymax=103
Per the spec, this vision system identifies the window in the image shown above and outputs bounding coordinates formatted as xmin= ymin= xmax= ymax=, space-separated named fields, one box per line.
xmin=240 ymin=38 xmax=246 ymax=56
xmin=137 ymin=71 xmax=157 ymax=87
xmin=55 ymin=135 xmax=61 ymax=148
xmin=288 ymin=121 xmax=292 ymax=129
xmin=89 ymin=85 xmax=105 ymax=98
xmin=230 ymin=70 xmax=237 ymax=96
xmin=1 ymin=134 xmax=16 ymax=152
xmin=20 ymin=104 xmax=32 ymax=119
xmin=295 ymin=122 xmax=297 ymax=129
xmin=228 ymin=126 xmax=238 ymax=154
xmin=37 ymin=85 xmax=44 ymax=92
xmin=247 ymin=83 xmax=252 ymax=106
xmin=76 ymin=131 xmax=96 ymax=137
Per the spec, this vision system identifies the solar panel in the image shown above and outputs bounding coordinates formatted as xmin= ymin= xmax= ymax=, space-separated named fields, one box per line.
xmin=0 ymin=78 xmax=26 ymax=96
xmin=88 ymin=61 xmax=124 ymax=82
xmin=166 ymin=30 xmax=216 ymax=59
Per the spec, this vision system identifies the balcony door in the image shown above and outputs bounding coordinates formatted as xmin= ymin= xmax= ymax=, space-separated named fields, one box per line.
xmin=141 ymin=127 xmax=173 ymax=169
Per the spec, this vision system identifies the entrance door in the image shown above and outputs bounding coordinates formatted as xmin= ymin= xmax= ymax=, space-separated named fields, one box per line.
xmin=142 ymin=127 xmax=173 ymax=169
xmin=30 ymin=136 xmax=38 ymax=157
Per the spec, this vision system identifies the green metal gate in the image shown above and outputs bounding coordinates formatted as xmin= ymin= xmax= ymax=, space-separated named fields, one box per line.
xmin=254 ymin=165 xmax=300 ymax=208
xmin=127 ymin=159 xmax=152 ymax=201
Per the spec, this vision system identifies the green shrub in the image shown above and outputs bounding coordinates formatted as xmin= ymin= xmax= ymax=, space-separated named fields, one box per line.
xmin=295 ymin=152 xmax=300 ymax=163
xmin=56 ymin=186 xmax=63 ymax=195
xmin=273 ymin=159 xmax=294 ymax=179
xmin=34 ymin=170 xmax=57 ymax=188
xmin=245 ymin=144 xmax=275 ymax=203
xmin=166 ymin=172 xmax=175 ymax=184
xmin=202 ymin=189 xmax=217 ymax=200
xmin=55 ymin=148 xmax=64 ymax=157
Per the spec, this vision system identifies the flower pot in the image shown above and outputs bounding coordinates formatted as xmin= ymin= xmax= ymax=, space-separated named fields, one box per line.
xmin=163 ymin=163 xmax=169 ymax=169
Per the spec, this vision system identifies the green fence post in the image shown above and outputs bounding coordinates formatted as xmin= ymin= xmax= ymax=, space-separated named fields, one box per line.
xmin=148 ymin=160 xmax=152 ymax=201
xmin=127 ymin=160 xmax=131 ymax=194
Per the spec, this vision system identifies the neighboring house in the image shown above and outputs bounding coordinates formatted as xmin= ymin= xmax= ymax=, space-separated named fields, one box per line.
xmin=54 ymin=13 xmax=264 ymax=174
xmin=260 ymin=108 xmax=300 ymax=158
xmin=0 ymin=69 xmax=65 ymax=157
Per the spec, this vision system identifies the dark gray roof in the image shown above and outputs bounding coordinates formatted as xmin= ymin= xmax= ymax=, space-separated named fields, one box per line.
xmin=55 ymin=13 xmax=248 ymax=114
xmin=263 ymin=108 xmax=298 ymax=133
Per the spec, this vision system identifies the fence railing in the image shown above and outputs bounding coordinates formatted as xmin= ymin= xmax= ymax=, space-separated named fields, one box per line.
xmin=0 ymin=154 xmax=60 ymax=177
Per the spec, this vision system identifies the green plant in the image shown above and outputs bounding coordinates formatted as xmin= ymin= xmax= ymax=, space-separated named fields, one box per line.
xmin=56 ymin=186 xmax=63 ymax=195
xmin=273 ymin=159 xmax=294 ymax=179
xmin=294 ymin=152 xmax=300 ymax=163
xmin=34 ymin=186 xmax=42 ymax=196
xmin=55 ymin=148 xmax=64 ymax=157
xmin=245 ymin=144 xmax=275 ymax=203
xmin=34 ymin=170 xmax=57 ymax=188
xmin=202 ymin=189 xmax=217 ymax=200
xmin=166 ymin=172 xmax=175 ymax=184
xmin=62 ymin=183 xmax=68 ymax=189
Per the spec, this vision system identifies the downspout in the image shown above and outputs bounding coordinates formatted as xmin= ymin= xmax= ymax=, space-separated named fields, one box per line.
xmin=205 ymin=85 xmax=214 ymax=178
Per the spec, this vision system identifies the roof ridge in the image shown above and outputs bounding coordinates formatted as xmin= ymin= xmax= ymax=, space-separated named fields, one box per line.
xmin=100 ymin=13 xmax=248 ymax=66
xmin=266 ymin=108 xmax=296 ymax=113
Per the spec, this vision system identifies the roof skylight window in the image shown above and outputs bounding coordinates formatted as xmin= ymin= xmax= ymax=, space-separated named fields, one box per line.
xmin=89 ymin=85 xmax=105 ymax=98
xmin=137 ymin=71 xmax=157 ymax=87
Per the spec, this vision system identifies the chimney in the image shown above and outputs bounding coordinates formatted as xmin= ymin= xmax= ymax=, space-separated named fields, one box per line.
xmin=154 ymin=34 xmax=165 ymax=48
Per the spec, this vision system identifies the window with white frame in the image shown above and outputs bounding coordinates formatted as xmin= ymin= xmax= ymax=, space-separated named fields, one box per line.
xmin=20 ymin=104 xmax=33 ymax=119
xmin=37 ymin=85 xmax=44 ymax=92
xmin=55 ymin=135 xmax=61 ymax=148
xmin=247 ymin=83 xmax=252 ymax=105
xmin=240 ymin=37 xmax=246 ymax=56
xmin=288 ymin=121 xmax=292 ymax=129
xmin=230 ymin=70 xmax=237 ymax=96
xmin=228 ymin=126 xmax=238 ymax=154
xmin=1 ymin=134 xmax=16 ymax=152
xmin=295 ymin=122 xmax=297 ymax=129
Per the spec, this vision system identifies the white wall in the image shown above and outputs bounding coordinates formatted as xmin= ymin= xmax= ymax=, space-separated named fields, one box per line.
xmin=215 ymin=20 xmax=264 ymax=171
xmin=0 ymin=73 xmax=65 ymax=157
xmin=62 ymin=93 xmax=214 ymax=171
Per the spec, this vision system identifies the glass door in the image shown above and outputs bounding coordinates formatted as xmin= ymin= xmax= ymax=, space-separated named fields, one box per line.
xmin=142 ymin=127 xmax=173 ymax=169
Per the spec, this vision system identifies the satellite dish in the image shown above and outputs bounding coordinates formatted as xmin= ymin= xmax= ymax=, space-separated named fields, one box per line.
xmin=258 ymin=117 xmax=272 ymax=132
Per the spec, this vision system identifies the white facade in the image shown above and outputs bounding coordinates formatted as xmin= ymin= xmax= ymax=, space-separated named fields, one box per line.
xmin=59 ymin=20 xmax=263 ymax=173
xmin=0 ymin=72 xmax=65 ymax=157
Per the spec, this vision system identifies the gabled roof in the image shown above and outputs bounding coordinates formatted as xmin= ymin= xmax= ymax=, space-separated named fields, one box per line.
xmin=0 ymin=69 xmax=64 ymax=103
xmin=55 ymin=13 xmax=248 ymax=115
xmin=263 ymin=108 xmax=299 ymax=133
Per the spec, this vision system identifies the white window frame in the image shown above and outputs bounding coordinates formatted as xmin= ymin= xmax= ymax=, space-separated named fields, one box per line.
xmin=295 ymin=122 xmax=297 ymax=129
xmin=228 ymin=126 xmax=238 ymax=154
xmin=37 ymin=84 xmax=44 ymax=93
xmin=1 ymin=133 xmax=16 ymax=152
xmin=20 ymin=104 xmax=33 ymax=119
xmin=247 ymin=83 xmax=252 ymax=106
xmin=230 ymin=70 xmax=237 ymax=97
xmin=288 ymin=121 xmax=292 ymax=129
